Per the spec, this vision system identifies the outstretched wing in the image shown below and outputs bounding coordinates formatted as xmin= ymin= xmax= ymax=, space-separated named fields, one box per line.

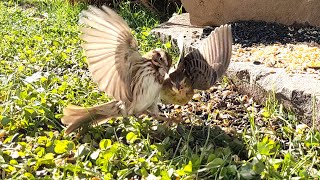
xmin=80 ymin=5 xmax=142 ymax=103
xmin=174 ymin=24 xmax=233 ymax=90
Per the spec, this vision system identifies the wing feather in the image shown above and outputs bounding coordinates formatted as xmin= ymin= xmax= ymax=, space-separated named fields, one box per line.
xmin=86 ymin=53 xmax=115 ymax=64
xmin=80 ymin=5 xmax=142 ymax=102
xmin=80 ymin=34 xmax=119 ymax=44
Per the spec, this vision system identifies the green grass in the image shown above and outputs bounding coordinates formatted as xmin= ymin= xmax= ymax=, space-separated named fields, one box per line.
xmin=0 ymin=0 xmax=320 ymax=179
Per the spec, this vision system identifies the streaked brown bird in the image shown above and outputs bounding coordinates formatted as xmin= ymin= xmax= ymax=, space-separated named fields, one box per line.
xmin=160 ymin=24 xmax=233 ymax=105
xmin=61 ymin=5 xmax=172 ymax=135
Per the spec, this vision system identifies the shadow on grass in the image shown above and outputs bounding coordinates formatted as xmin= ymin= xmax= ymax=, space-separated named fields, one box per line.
xmin=145 ymin=123 xmax=248 ymax=160
xmin=79 ymin=118 xmax=250 ymax=175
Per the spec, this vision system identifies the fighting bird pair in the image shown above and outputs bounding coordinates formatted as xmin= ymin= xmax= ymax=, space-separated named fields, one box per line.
xmin=61 ymin=5 xmax=233 ymax=135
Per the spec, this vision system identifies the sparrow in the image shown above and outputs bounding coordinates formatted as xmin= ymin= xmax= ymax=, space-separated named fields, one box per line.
xmin=61 ymin=5 xmax=172 ymax=135
xmin=160 ymin=24 xmax=233 ymax=105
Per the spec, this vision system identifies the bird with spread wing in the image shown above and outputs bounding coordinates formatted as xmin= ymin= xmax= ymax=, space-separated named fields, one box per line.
xmin=160 ymin=24 xmax=233 ymax=105
xmin=61 ymin=5 xmax=172 ymax=135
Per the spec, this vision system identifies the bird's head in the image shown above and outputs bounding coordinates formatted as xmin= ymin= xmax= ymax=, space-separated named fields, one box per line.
xmin=169 ymin=74 xmax=192 ymax=97
xmin=145 ymin=48 xmax=172 ymax=77
xmin=161 ymin=69 xmax=194 ymax=105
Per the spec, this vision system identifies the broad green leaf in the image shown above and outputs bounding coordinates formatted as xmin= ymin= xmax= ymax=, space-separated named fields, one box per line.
xmin=99 ymin=139 xmax=112 ymax=149
xmin=126 ymin=132 xmax=138 ymax=144
xmin=37 ymin=136 xmax=49 ymax=146
xmin=35 ymin=147 xmax=46 ymax=157
xmin=44 ymin=153 xmax=54 ymax=160
xmin=104 ymin=173 xmax=113 ymax=180
xmin=206 ymin=158 xmax=224 ymax=169
xmin=54 ymin=140 xmax=73 ymax=154
xmin=140 ymin=167 xmax=148 ymax=177
xmin=0 ymin=116 xmax=10 ymax=126
xmin=160 ymin=170 xmax=171 ymax=180
xmin=6 ymin=165 xmax=16 ymax=173
xmin=9 ymin=159 xmax=18 ymax=165
xmin=103 ymin=151 xmax=114 ymax=161
xmin=24 ymin=172 xmax=35 ymax=179
xmin=183 ymin=161 xmax=193 ymax=173
xmin=227 ymin=165 xmax=237 ymax=175
xmin=240 ymin=163 xmax=256 ymax=179
xmin=165 ymin=41 xmax=172 ymax=49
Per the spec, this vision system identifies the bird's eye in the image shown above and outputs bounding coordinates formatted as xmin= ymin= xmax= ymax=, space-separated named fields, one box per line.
xmin=159 ymin=57 xmax=163 ymax=61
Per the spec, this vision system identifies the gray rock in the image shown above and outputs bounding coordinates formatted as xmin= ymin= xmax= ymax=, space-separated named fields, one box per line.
xmin=181 ymin=0 xmax=320 ymax=27
xmin=152 ymin=13 xmax=320 ymax=128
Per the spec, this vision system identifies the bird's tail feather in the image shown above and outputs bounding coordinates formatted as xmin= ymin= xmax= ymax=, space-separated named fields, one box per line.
xmin=61 ymin=101 xmax=121 ymax=135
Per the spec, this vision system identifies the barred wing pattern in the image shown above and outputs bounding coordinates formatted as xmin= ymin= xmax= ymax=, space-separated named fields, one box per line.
xmin=80 ymin=5 xmax=142 ymax=103
xmin=177 ymin=24 xmax=233 ymax=90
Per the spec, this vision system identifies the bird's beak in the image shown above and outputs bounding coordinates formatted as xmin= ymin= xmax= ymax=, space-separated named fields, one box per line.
xmin=164 ymin=66 xmax=170 ymax=74
xmin=159 ymin=66 xmax=169 ymax=77
xmin=172 ymin=86 xmax=180 ymax=94
xmin=180 ymin=90 xmax=186 ymax=97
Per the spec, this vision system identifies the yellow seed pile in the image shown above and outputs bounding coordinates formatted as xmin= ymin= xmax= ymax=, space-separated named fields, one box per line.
xmin=232 ymin=42 xmax=320 ymax=75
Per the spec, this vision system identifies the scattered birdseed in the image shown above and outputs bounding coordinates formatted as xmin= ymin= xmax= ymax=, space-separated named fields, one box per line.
xmin=202 ymin=20 xmax=320 ymax=75
xmin=232 ymin=43 xmax=320 ymax=74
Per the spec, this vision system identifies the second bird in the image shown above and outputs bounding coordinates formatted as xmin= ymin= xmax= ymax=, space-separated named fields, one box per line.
xmin=160 ymin=24 xmax=233 ymax=105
